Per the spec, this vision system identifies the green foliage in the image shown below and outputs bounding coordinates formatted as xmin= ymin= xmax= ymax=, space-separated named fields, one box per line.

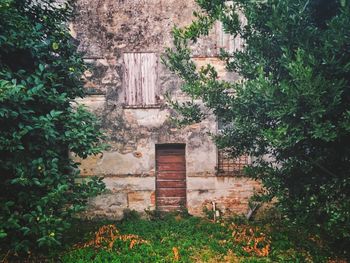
xmin=60 ymin=215 xmax=335 ymax=262
xmin=122 ymin=209 xmax=142 ymax=221
xmin=0 ymin=0 xmax=105 ymax=255
xmin=164 ymin=0 xmax=350 ymax=257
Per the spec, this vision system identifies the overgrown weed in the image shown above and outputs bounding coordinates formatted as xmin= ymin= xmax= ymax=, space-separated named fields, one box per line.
xmin=41 ymin=211 xmax=345 ymax=262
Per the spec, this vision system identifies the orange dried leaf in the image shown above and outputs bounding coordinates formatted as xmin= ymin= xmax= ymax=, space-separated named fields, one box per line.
xmin=129 ymin=239 xmax=136 ymax=249
xmin=173 ymin=247 xmax=180 ymax=261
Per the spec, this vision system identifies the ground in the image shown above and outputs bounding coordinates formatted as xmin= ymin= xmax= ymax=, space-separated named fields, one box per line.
xmin=48 ymin=211 xmax=340 ymax=263
xmin=1 ymin=211 xmax=343 ymax=262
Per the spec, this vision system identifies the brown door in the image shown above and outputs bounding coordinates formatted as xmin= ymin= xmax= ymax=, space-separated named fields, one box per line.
xmin=156 ymin=144 xmax=186 ymax=211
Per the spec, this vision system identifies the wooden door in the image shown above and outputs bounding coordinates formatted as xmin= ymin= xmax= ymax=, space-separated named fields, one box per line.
xmin=156 ymin=144 xmax=186 ymax=211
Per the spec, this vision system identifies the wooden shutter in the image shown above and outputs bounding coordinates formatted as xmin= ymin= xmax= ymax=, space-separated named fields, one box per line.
xmin=216 ymin=21 xmax=244 ymax=53
xmin=123 ymin=53 xmax=158 ymax=107
xmin=215 ymin=6 xmax=247 ymax=54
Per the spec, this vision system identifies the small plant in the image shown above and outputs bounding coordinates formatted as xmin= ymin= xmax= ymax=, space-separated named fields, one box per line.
xmin=144 ymin=208 xmax=164 ymax=221
xmin=122 ymin=209 xmax=141 ymax=221
xmin=202 ymin=206 xmax=215 ymax=220
xmin=178 ymin=206 xmax=191 ymax=218
xmin=202 ymin=204 xmax=222 ymax=221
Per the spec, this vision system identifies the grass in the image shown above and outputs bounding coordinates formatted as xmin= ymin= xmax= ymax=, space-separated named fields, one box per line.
xmin=54 ymin=211 xmax=338 ymax=263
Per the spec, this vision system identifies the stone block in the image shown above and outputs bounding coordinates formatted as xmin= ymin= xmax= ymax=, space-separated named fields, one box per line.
xmin=104 ymin=176 xmax=155 ymax=192
xmin=84 ymin=192 xmax=128 ymax=220
xmin=127 ymin=191 xmax=154 ymax=212
xmin=187 ymin=177 xmax=216 ymax=190
xmin=75 ymin=95 xmax=106 ymax=112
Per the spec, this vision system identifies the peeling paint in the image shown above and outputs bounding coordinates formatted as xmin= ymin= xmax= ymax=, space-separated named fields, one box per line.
xmin=72 ymin=0 xmax=261 ymax=219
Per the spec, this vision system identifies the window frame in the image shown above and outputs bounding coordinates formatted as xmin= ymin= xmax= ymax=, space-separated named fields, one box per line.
xmin=216 ymin=149 xmax=251 ymax=177
xmin=122 ymin=52 xmax=161 ymax=109
xmin=216 ymin=117 xmax=251 ymax=176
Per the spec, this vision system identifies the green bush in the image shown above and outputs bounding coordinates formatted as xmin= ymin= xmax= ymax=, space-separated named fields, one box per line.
xmin=0 ymin=0 xmax=105 ymax=255
xmin=164 ymin=0 xmax=350 ymax=257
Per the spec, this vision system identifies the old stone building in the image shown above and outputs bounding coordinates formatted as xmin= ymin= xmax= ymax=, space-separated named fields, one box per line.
xmin=71 ymin=0 xmax=260 ymax=219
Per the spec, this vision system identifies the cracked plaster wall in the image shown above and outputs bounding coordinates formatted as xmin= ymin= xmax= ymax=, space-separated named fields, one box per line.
xmin=72 ymin=0 xmax=260 ymax=219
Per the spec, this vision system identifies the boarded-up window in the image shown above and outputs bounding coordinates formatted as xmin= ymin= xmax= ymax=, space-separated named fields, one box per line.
xmin=217 ymin=150 xmax=250 ymax=176
xmin=215 ymin=5 xmax=246 ymax=54
xmin=123 ymin=53 xmax=159 ymax=107
xmin=215 ymin=21 xmax=244 ymax=53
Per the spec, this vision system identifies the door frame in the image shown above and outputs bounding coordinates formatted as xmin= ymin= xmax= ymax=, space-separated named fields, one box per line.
xmin=155 ymin=143 xmax=187 ymax=211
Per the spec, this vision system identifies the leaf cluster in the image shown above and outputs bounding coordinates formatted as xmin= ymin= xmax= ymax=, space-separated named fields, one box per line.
xmin=164 ymin=0 xmax=350 ymax=257
xmin=0 ymin=0 xmax=105 ymax=255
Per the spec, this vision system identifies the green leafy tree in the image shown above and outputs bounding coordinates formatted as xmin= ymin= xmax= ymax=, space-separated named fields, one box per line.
xmin=0 ymin=0 xmax=105 ymax=255
xmin=164 ymin=0 xmax=350 ymax=254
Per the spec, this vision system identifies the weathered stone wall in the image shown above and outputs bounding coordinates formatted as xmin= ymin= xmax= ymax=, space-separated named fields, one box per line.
xmin=72 ymin=0 xmax=260 ymax=219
